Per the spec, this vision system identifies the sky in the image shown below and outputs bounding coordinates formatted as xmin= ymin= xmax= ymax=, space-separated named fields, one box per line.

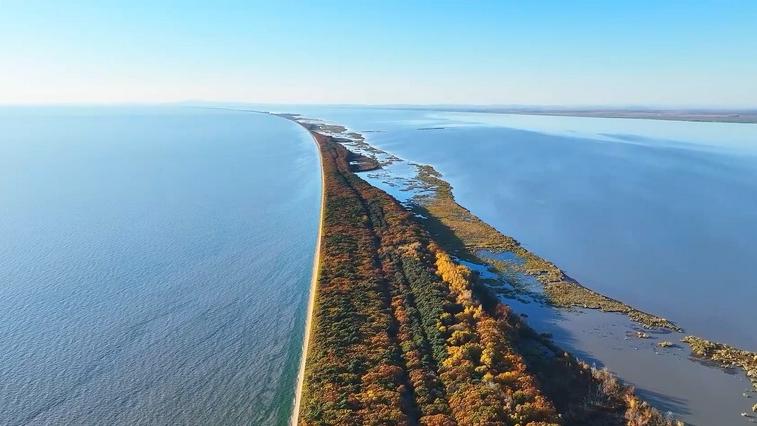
xmin=2 ymin=1 xmax=756 ymax=107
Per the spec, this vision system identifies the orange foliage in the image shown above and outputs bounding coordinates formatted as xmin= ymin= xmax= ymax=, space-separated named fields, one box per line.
xmin=299 ymin=128 xmax=558 ymax=425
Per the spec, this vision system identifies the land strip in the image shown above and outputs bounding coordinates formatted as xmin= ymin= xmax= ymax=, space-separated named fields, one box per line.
xmin=283 ymin=114 xmax=677 ymax=425
xmin=388 ymin=106 xmax=757 ymax=124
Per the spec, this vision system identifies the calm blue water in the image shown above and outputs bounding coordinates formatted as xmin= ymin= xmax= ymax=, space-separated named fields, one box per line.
xmin=287 ymin=106 xmax=757 ymax=351
xmin=0 ymin=107 xmax=320 ymax=424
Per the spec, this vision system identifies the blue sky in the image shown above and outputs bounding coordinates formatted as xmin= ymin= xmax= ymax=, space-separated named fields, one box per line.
xmin=2 ymin=1 xmax=756 ymax=106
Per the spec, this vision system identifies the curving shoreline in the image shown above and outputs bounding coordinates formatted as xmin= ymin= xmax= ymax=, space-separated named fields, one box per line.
xmin=288 ymin=116 xmax=325 ymax=425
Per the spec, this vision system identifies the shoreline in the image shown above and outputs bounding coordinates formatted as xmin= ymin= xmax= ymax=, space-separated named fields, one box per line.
xmin=288 ymin=116 xmax=325 ymax=425
xmin=385 ymin=106 xmax=757 ymax=124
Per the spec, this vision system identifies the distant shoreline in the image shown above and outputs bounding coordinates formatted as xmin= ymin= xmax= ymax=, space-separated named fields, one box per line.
xmin=386 ymin=106 xmax=757 ymax=124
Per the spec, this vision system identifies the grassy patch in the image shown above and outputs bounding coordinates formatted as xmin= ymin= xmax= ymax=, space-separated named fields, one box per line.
xmin=682 ymin=336 xmax=757 ymax=391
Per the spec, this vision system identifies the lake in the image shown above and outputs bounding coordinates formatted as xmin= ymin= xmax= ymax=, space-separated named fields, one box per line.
xmin=284 ymin=106 xmax=757 ymax=424
xmin=0 ymin=107 xmax=320 ymax=425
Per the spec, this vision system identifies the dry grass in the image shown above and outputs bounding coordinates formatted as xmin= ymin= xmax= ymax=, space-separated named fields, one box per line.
xmin=682 ymin=336 xmax=757 ymax=391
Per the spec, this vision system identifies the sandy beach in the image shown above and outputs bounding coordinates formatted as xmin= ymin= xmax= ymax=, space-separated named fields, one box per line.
xmin=290 ymin=123 xmax=325 ymax=426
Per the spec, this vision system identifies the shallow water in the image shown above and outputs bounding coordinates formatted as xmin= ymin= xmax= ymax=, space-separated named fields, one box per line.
xmin=287 ymin=106 xmax=757 ymax=424
xmin=500 ymin=293 xmax=755 ymax=425
xmin=0 ymin=107 xmax=321 ymax=425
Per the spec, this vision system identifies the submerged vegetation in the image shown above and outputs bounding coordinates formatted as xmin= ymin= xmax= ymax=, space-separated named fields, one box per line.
xmin=287 ymin=115 xmax=677 ymax=425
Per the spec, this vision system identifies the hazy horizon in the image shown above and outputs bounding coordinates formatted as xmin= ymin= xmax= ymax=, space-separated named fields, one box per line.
xmin=3 ymin=101 xmax=757 ymax=111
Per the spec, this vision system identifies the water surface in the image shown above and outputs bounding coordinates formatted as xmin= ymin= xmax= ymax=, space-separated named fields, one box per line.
xmin=0 ymin=107 xmax=320 ymax=425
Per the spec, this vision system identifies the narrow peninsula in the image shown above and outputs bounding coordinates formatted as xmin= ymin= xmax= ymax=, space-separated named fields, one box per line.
xmin=284 ymin=114 xmax=679 ymax=425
